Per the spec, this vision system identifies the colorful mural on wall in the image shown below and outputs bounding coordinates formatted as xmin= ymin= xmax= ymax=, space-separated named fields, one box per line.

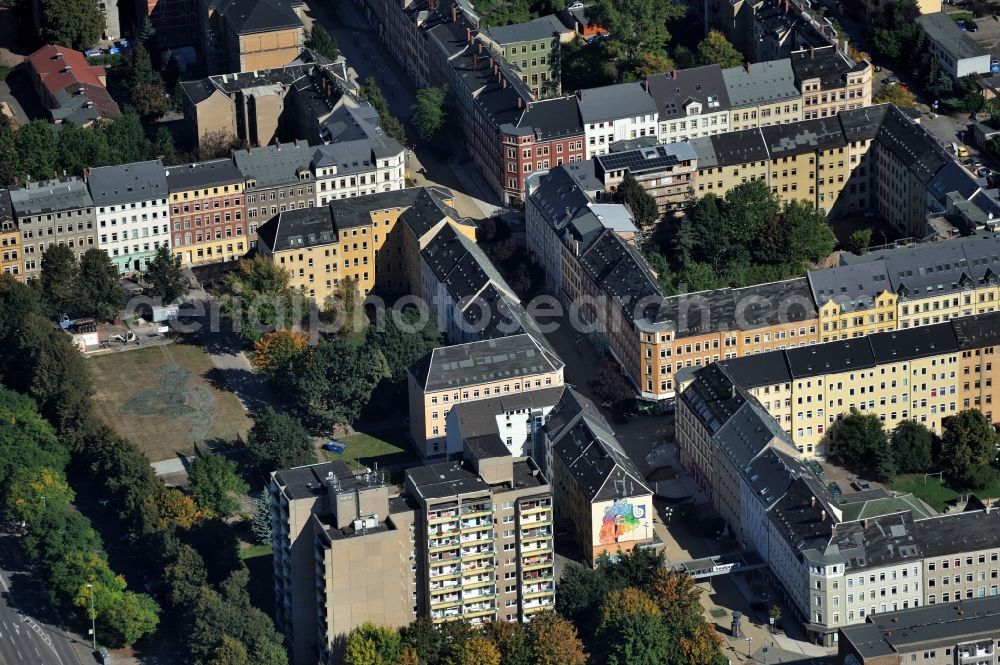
xmin=598 ymin=499 xmax=645 ymax=545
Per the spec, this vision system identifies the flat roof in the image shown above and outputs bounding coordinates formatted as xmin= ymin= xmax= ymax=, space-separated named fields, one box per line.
xmin=406 ymin=461 xmax=491 ymax=500
xmin=88 ymin=160 xmax=168 ymax=206
xmin=917 ymin=12 xmax=988 ymax=62
xmin=165 ymin=159 xmax=243 ymax=191
xmin=409 ymin=334 xmax=563 ymax=393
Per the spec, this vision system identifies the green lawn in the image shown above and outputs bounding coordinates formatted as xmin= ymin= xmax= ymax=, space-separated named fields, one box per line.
xmin=944 ymin=9 xmax=974 ymax=20
xmin=321 ymin=431 xmax=415 ymax=480
xmin=890 ymin=474 xmax=1000 ymax=513
xmin=240 ymin=544 xmax=274 ymax=617
xmin=239 ymin=544 xmax=271 ymax=560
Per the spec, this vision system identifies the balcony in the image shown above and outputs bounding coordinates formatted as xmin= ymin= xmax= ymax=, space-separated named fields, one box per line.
xmin=430 ymin=593 xmax=462 ymax=607
xmin=429 ymin=508 xmax=459 ymax=524
xmin=523 ymin=597 xmax=553 ymax=611
xmin=428 ymin=524 xmax=459 ymax=537
xmin=460 ymin=531 xmax=494 ymax=545
xmin=520 ymin=526 xmax=551 ymax=540
xmin=522 ymin=555 xmax=553 ymax=569
xmin=462 ymin=560 xmax=495 ymax=574
xmin=519 ymin=500 xmax=551 ymax=514
xmin=462 ymin=545 xmax=494 ymax=558
xmin=461 ymin=502 xmax=492 ymax=516
xmin=461 ymin=517 xmax=491 ymax=529
xmin=521 ymin=541 xmax=552 ymax=554
xmin=520 ymin=513 xmax=550 ymax=526
xmin=430 ymin=579 xmax=460 ymax=591
xmin=428 ymin=536 xmax=460 ymax=550
xmin=431 ymin=608 xmax=462 ymax=621
xmin=523 ymin=583 xmax=554 ymax=597
xmin=429 ymin=565 xmax=459 ymax=578
xmin=464 ymin=586 xmax=496 ymax=599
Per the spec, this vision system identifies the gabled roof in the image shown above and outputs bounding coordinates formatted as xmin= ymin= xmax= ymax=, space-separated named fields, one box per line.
xmin=485 ymin=14 xmax=567 ymax=44
xmin=579 ymin=230 xmax=662 ymax=320
xmin=25 ymin=45 xmax=120 ymax=122
xmin=789 ymin=45 xmax=867 ymax=89
xmin=233 ymin=140 xmax=313 ymax=189
xmin=398 ymin=187 xmax=471 ymax=239
xmin=88 ymin=160 xmax=168 ymax=206
xmin=576 ymin=82 xmax=656 ymax=124
xmin=216 ymin=0 xmax=302 ymax=34
xmin=721 ymin=59 xmax=799 ymax=108
xmin=644 ymin=65 xmax=731 ymax=118
xmin=10 ymin=178 xmax=93 ymax=216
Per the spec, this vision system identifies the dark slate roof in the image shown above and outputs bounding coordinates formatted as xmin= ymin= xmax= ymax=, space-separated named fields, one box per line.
xmin=462 ymin=284 xmax=532 ymax=339
xmin=549 ymin=390 xmax=651 ymax=502
xmin=579 ymin=230 xmax=662 ymax=320
xmin=87 ymin=160 xmax=168 ymax=206
xmin=408 ymin=333 xmax=563 ymax=392
xmin=842 ymin=596 xmax=1000 ymax=657
xmin=595 ymin=142 xmax=698 ymax=178
xmin=953 ymin=310 xmax=1000 ymax=349
xmin=709 ymin=128 xmax=769 ymax=167
xmin=406 ymin=461 xmax=491 ymax=500
xmin=217 ymin=0 xmax=301 ymax=34
xmin=255 ymin=205 xmax=336 ymax=252
xmin=874 ymin=105 xmax=949 ymax=186
xmin=576 ymin=82 xmax=656 ymax=124
xmin=233 ymin=140 xmax=312 ymax=189
xmin=867 ymin=324 xmax=959 ymax=363
xmin=447 ymin=37 xmax=532 ymax=130
xmin=0 ymin=189 xmax=12 ymax=224
xmin=398 ymin=187 xmax=471 ymax=239
xmin=648 ymin=277 xmax=816 ymax=336
xmin=680 ymin=364 xmax=749 ymax=437
xmin=926 ymin=160 xmax=981 ymax=206
xmin=838 ymin=105 xmax=890 ymax=143
xmin=789 ymin=45 xmax=866 ymax=88
xmin=784 ymin=337 xmax=875 ymax=378
xmin=760 ymin=116 xmax=847 ymax=157
xmin=718 ymin=353 xmax=792 ymax=390
xmin=644 ymin=65 xmax=731 ymax=118
xmin=721 ymin=59 xmax=799 ymax=108
xmin=529 ymin=164 xmax=594 ymax=226
xmin=542 ymin=387 xmax=603 ymax=443
xmin=508 ymin=96 xmax=583 ymax=140
xmin=830 ymin=511 xmax=921 ymax=571
xmin=807 ymin=261 xmax=892 ymax=311
xmin=911 ymin=508 xmax=1000 ymax=558
xmin=485 ymin=14 xmax=566 ymax=44
xmin=768 ymin=476 xmax=834 ymax=554
xmin=740 ymin=447 xmax=799 ymax=510
xmin=712 ymin=401 xmax=787 ymax=471
xmin=165 ymin=159 xmax=243 ymax=191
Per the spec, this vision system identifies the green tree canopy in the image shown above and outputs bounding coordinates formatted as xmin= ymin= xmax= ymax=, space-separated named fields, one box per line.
xmin=829 ymin=410 xmax=888 ymax=471
xmin=586 ymin=0 xmax=685 ymax=70
xmin=78 ymin=248 xmax=124 ymax=321
xmin=412 ymin=86 xmax=449 ymax=141
xmin=365 ymin=307 xmax=441 ymax=383
xmin=40 ymin=0 xmax=104 ymax=50
xmin=873 ymin=84 xmax=917 ymax=108
xmin=188 ymin=451 xmax=249 ymax=516
xmin=287 ymin=337 xmax=389 ymax=427
xmin=891 ymin=420 xmax=935 ymax=473
xmin=696 ymin=30 xmax=743 ymax=68
xmin=306 ymin=24 xmax=340 ymax=60
xmin=245 ymin=406 xmax=315 ymax=474
xmin=144 ymin=244 xmax=190 ymax=303
xmin=941 ymin=410 xmax=1000 ymax=489
xmin=221 ymin=256 xmax=306 ymax=345
xmin=613 ymin=173 xmax=660 ymax=231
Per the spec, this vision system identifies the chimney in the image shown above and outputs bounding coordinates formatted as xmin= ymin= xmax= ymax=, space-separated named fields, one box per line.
xmin=451 ymin=4 xmax=458 ymax=21
xmin=473 ymin=54 xmax=478 ymax=69
xmin=821 ymin=510 xmax=827 ymax=522
xmin=810 ymin=496 xmax=816 ymax=508
xmin=784 ymin=0 xmax=789 ymax=11
xmin=467 ymin=27 xmax=472 ymax=43
xmin=428 ymin=0 xmax=434 ymax=9
xmin=810 ymin=47 xmax=815 ymax=59
xmin=517 ymin=97 xmax=523 ymax=109
xmin=672 ymin=69 xmax=677 ymax=79
xmin=863 ymin=519 xmax=869 ymax=529
xmin=503 ymin=76 xmax=507 ymax=89
xmin=745 ymin=61 xmax=752 ymax=72
xmin=478 ymin=42 xmax=484 ymax=54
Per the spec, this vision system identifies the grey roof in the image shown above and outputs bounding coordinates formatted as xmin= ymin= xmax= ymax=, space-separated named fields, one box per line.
xmin=721 ymin=60 xmax=799 ymax=108
xmin=644 ymin=65 xmax=731 ymax=118
xmin=842 ymin=596 xmax=1000 ymax=657
xmin=910 ymin=508 xmax=1000 ymax=558
xmin=917 ymin=12 xmax=988 ymax=62
xmin=398 ymin=188 xmax=471 ymax=239
xmin=273 ymin=460 xmax=356 ymax=500
xmin=595 ymin=142 xmax=698 ymax=178
xmin=87 ymin=160 xmax=168 ymax=206
xmin=953 ymin=310 xmax=1000 ymax=349
xmin=680 ymin=364 xmax=749 ymax=437
xmin=485 ymin=14 xmax=566 ymax=44
xmin=216 ymin=0 xmax=301 ymax=34
xmin=688 ymin=137 xmax=718 ymax=168
xmin=760 ymin=116 xmax=847 ymax=157
xmin=838 ymin=105 xmax=890 ymax=143
xmin=712 ymin=400 xmax=788 ymax=471
xmin=529 ymin=165 xmax=594 ymax=226
xmin=867 ymin=324 xmax=959 ymax=363
xmin=709 ymin=128 xmax=769 ymax=167
xmin=10 ymin=178 xmax=93 ymax=216
xmin=452 ymin=386 xmax=564 ymax=457
xmin=860 ymin=235 xmax=1000 ymax=300
xmin=807 ymin=261 xmax=893 ymax=311
xmin=233 ymin=140 xmax=313 ymax=189
xmin=718 ymin=353 xmax=792 ymax=390
xmin=408 ymin=334 xmax=563 ymax=392
xmin=506 ymin=95 xmax=583 ymax=140
xmin=576 ymin=82 xmax=657 ymax=124
xmin=927 ymin=160 xmax=981 ymax=205
xmin=548 ymin=388 xmax=651 ymax=502
xmin=789 ymin=45 xmax=866 ymax=89
xmin=768 ymin=476 xmax=835 ymax=553
xmin=311 ymin=135 xmax=402 ymax=176
xmin=785 ymin=337 xmax=875 ymax=378
xmin=165 ymin=159 xmax=243 ymax=191
xmin=579 ymin=230 xmax=662 ymax=320
xmin=873 ymin=105 xmax=949 ymax=186
xmin=255 ymin=205 xmax=336 ymax=252
xmin=830 ymin=511 xmax=921 ymax=571
xmin=740 ymin=447 xmax=799 ymax=510
xmin=406 ymin=461 xmax=491 ymax=500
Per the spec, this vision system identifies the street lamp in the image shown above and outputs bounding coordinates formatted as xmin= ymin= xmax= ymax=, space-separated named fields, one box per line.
xmin=746 ymin=637 xmax=753 ymax=658
xmin=87 ymin=583 xmax=96 ymax=650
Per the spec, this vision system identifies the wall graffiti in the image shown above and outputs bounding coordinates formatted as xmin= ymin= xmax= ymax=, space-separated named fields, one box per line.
xmin=598 ymin=499 xmax=645 ymax=545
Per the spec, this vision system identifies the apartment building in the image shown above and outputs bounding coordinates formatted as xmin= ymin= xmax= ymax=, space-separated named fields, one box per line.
xmin=645 ymin=65 xmax=732 ymax=144
xmin=10 ymin=178 xmax=96 ymax=279
xmin=721 ymin=60 xmax=802 ymax=131
xmin=675 ymin=358 xmax=1000 ymax=645
xmin=807 ymin=261 xmax=898 ymax=343
xmin=445 ymin=386 xmax=563 ymax=458
xmin=0 ymin=190 xmax=23 ymax=280
xmin=407 ymin=333 xmax=565 ymax=457
xmin=199 ymin=0 xmax=305 ymax=74
xmin=166 ymin=159 xmax=247 ymax=266
xmin=499 ymin=96 xmax=587 ymax=197
xmin=270 ymin=461 xmax=418 ymax=665
xmin=87 ymin=160 xmax=171 ymax=274
xmin=917 ymin=12 xmax=992 ymax=80
xmin=255 ymin=186 xmax=461 ymax=301
xmin=594 ymin=142 xmax=698 ymax=213
xmin=234 ymin=140 xmax=315 ymax=246
xmin=24 ymin=45 xmax=120 ymax=127
xmin=542 ymin=387 xmax=655 ymax=566
xmin=405 ymin=451 xmax=555 ymax=625
xmin=311 ymin=136 xmax=406 ymax=205
xmin=840 ymin=596 xmax=1000 ymax=665
xmin=954 ymin=316 xmax=1000 ymax=419
xmin=480 ymin=15 xmax=570 ymax=98
xmin=791 ymin=46 xmax=872 ymax=120
xmin=577 ymin=83 xmax=658 ymax=159
xmin=399 ymin=187 xmax=476 ymax=296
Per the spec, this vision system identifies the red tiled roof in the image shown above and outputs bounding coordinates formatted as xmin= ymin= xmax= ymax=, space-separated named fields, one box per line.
xmin=26 ymin=44 xmax=108 ymax=96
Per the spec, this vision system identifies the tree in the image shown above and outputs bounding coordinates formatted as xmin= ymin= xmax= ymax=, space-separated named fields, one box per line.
xmin=15 ymin=120 xmax=59 ymax=182
xmin=613 ymin=173 xmax=659 ymax=231
xmin=696 ymin=30 xmax=743 ymax=68
xmin=941 ymin=410 xmax=1000 ymax=489
xmin=365 ymin=308 xmax=441 ymax=383
xmin=554 ymin=563 xmax=607 ymax=624
xmin=156 ymin=488 xmax=207 ymax=529
xmin=528 ymin=612 xmax=588 ymax=665
xmin=891 ymin=420 xmax=935 ymax=473
xmin=188 ymin=451 xmax=249 ymax=517
xmin=773 ymin=200 xmax=835 ymax=268
xmin=5 ymin=467 xmax=74 ymax=525
xmin=144 ymin=244 xmax=189 ymax=303
xmin=848 ymin=228 xmax=873 ymax=254
xmin=251 ymin=330 xmax=309 ymax=375
xmin=597 ymin=588 xmax=668 ymax=665
xmin=483 ymin=621 xmax=531 ymax=665
xmin=40 ymin=0 xmax=104 ymax=49
xmin=287 ymin=337 xmax=389 ymax=427
xmin=944 ymin=75 xmax=984 ymax=114
xmin=588 ymin=361 xmax=635 ymax=409
xmin=250 ymin=494 xmax=272 ymax=545
xmin=412 ymin=86 xmax=448 ymax=140
xmin=829 ymin=409 xmax=888 ymax=471
xmin=326 ymin=274 xmax=365 ymax=335
xmin=461 ymin=635 xmax=501 ymax=665
xmin=632 ymin=52 xmax=676 ymax=78
xmin=586 ymin=0 xmax=685 ymax=69
xmin=40 ymin=244 xmax=80 ymax=317
xmin=399 ymin=618 xmax=445 ymax=664
xmin=130 ymin=83 xmax=170 ymax=121
xmin=78 ymin=248 xmax=124 ymax=321
xmin=0 ymin=388 xmax=69 ymax=490
xmin=209 ymin=636 xmax=250 ymax=665
xmin=102 ymin=113 xmax=154 ymax=165
xmin=221 ymin=256 xmax=305 ymax=345
xmin=873 ymin=84 xmax=916 ymax=108
xmin=306 ymin=24 xmax=340 ymax=60
xmin=343 ymin=623 xmax=401 ymax=665
xmin=874 ymin=435 xmax=897 ymax=482
xmin=871 ymin=0 xmax=923 ymax=61
xmin=100 ymin=590 xmax=161 ymax=647
xmin=56 ymin=121 xmax=111 ymax=176
xmin=359 ymin=76 xmax=407 ymax=145
xmin=245 ymin=407 xmax=315 ymax=474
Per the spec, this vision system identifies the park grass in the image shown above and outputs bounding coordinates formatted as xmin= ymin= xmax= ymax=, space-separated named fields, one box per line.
xmin=890 ymin=474 xmax=1000 ymax=513
xmin=239 ymin=544 xmax=271 ymax=560
xmin=87 ymin=342 xmax=252 ymax=462
xmin=321 ymin=430 xmax=416 ymax=480
xmin=240 ymin=543 xmax=275 ymax=617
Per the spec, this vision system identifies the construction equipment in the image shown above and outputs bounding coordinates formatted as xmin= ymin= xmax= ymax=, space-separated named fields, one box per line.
xmin=109 ymin=331 xmax=138 ymax=344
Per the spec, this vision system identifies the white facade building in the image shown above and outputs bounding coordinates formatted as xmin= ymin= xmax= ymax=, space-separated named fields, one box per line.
xmin=312 ymin=138 xmax=406 ymax=206
xmin=576 ymin=83 xmax=658 ymax=159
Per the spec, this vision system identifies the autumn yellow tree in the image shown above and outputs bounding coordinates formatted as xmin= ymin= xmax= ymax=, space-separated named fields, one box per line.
xmin=5 ymin=466 xmax=74 ymax=523
xmin=459 ymin=635 xmax=501 ymax=665
xmin=528 ymin=611 xmax=588 ymax=665
xmin=679 ymin=623 xmax=724 ymax=665
xmin=156 ymin=487 xmax=208 ymax=529
xmin=251 ymin=330 xmax=308 ymax=374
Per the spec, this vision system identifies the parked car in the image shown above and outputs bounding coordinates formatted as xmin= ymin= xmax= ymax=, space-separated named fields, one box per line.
xmin=883 ymin=76 xmax=900 ymax=85
xmin=965 ymin=19 xmax=979 ymax=32
xmin=322 ymin=440 xmax=347 ymax=453
xmin=852 ymin=479 xmax=872 ymax=491
xmin=828 ymin=482 xmax=843 ymax=498
xmin=977 ymin=166 xmax=991 ymax=178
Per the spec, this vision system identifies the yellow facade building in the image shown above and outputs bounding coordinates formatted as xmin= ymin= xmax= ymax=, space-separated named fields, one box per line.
xmin=791 ymin=46 xmax=873 ymax=120
xmin=0 ymin=191 xmax=22 ymax=280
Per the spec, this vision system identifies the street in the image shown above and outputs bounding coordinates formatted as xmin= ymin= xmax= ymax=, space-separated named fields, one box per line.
xmin=0 ymin=532 xmax=84 ymax=665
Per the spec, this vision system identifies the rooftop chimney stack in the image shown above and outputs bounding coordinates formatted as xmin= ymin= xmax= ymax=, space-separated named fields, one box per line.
xmin=451 ymin=4 xmax=458 ymax=21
